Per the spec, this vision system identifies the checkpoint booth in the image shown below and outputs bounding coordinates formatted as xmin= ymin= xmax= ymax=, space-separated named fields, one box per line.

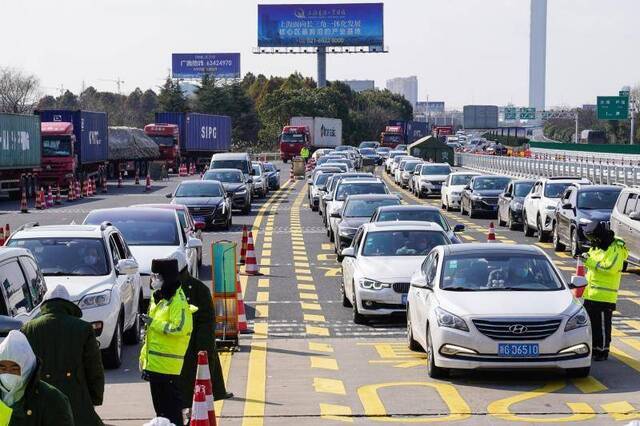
xmin=211 ymin=240 xmax=239 ymax=348
xmin=292 ymin=156 xmax=306 ymax=178
xmin=408 ymin=136 xmax=455 ymax=166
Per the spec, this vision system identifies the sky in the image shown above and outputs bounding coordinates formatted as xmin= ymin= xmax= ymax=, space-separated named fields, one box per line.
xmin=2 ymin=0 xmax=638 ymax=109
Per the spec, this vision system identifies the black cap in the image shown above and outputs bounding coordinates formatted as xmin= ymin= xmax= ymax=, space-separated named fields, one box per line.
xmin=151 ymin=258 xmax=179 ymax=281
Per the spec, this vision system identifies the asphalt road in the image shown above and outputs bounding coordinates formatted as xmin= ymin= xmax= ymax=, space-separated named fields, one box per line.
xmin=1 ymin=163 xmax=640 ymax=425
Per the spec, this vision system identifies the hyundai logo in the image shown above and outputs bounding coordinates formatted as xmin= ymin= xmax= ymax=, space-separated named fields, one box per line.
xmin=508 ymin=324 xmax=528 ymax=334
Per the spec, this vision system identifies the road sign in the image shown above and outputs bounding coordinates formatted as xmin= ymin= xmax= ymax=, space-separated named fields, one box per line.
xmin=619 ymin=90 xmax=630 ymax=97
xmin=504 ymin=107 xmax=517 ymax=120
xmin=597 ymin=96 xmax=629 ymax=120
xmin=519 ymin=107 xmax=536 ymax=120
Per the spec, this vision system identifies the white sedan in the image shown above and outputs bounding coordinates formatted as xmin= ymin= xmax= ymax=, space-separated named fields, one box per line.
xmin=441 ymin=172 xmax=480 ymax=209
xmin=406 ymin=243 xmax=591 ymax=379
xmin=340 ymin=221 xmax=451 ymax=324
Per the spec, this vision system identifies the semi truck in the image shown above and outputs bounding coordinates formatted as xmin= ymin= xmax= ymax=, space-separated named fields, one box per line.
xmin=380 ymin=126 xmax=405 ymax=148
xmin=143 ymin=123 xmax=181 ymax=171
xmin=280 ymin=117 xmax=342 ymax=162
xmin=382 ymin=120 xmax=430 ymax=146
xmin=154 ymin=112 xmax=232 ymax=169
xmin=0 ymin=113 xmax=42 ymax=199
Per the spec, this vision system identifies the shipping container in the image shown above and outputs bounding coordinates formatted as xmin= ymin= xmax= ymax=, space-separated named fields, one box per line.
xmin=463 ymin=105 xmax=499 ymax=129
xmin=155 ymin=112 xmax=231 ymax=152
xmin=405 ymin=121 xmax=429 ymax=143
xmin=290 ymin=117 xmax=342 ymax=148
xmin=0 ymin=113 xmax=41 ymax=170
xmin=37 ymin=110 xmax=108 ymax=163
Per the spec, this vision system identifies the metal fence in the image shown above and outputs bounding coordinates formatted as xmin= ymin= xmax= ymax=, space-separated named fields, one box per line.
xmin=455 ymin=153 xmax=640 ymax=186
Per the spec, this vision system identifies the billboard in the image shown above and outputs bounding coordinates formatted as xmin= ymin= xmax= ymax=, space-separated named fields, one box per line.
xmin=258 ymin=3 xmax=384 ymax=48
xmin=172 ymin=53 xmax=241 ymax=79
xmin=426 ymin=102 xmax=445 ymax=113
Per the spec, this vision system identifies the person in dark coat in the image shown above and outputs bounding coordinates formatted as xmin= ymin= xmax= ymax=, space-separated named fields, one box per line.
xmin=171 ymin=253 xmax=232 ymax=409
xmin=0 ymin=330 xmax=74 ymax=426
xmin=21 ymin=285 xmax=104 ymax=426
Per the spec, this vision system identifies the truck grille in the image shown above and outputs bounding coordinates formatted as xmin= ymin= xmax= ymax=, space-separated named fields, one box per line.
xmin=392 ymin=282 xmax=410 ymax=293
xmin=472 ymin=319 xmax=561 ymax=340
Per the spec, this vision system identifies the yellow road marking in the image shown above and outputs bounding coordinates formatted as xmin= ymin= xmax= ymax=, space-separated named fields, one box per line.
xmin=297 ymin=275 xmax=314 ymax=282
xmin=256 ymin=291 xmax=269 ymax=302
xmin=556 ymin=252 xmax=571 ymax=259
xmin=612 ymin=345 xmax=640 ymax=373
xmin=239 ymin=275 xmax=248 ymax=297
xmin=261 ymin=258 xmax=271 ymax=266
xmin=264 ymin=237 xmax=272 ymax=243
xmin=293 ymin=255 xmax=308 ymax=261
xmin=623 ymin=320 xmax=640 ymax=331
xmin=571 ymin=376 xmax=607 ymax=393
xmin=535 ymin=242 xmax=553 ymax=249
xmin=304 ymin=313 xmax=326 ymax=322
xmin=319 ymin=403 xmax=353 ymax=423
xmin=310 ymin=356 xmax=338 ymax=370
xmin=558 ymin=266 xmax=576 ymax=271
xmin=262 ymin=243 xmax=272 ymax=249
xmin=299 ymin=292 xmax=318 ymax=300
xmin=298 ymin=284 xmax=316 ymax=291
xmin=214 ymin=351 xmax=233 ymax=419
xmin=601 ymin=401 xmax=640 ymax=421
xmin=295 ymin=268 xmax=312 ymax=275
xmin=301 ymin=302 xmax=322 ymax=310
xmin=261 ymin=250 xmax=271 ymax=257
xmin=461 ymin=235 xmax=476 ymax=241
xmin=255 ymin=305 xmax=268 ymax=318
xmin=619 ymin=290 xmax=637 ymax=297
xmin=242 ymin=340 xmax=267 ymax=426
xmin=321 ymin=243 xmax=333 ymax=251
xmin=295 ymin=262 xmax=310 ymax=267
xmin=258 ymin=278 xmax=269 ymax=288
xmin=313 ymin=377 xmax=346 ymax=395
xmin=306 ymin=325 xmax=330 ymax=336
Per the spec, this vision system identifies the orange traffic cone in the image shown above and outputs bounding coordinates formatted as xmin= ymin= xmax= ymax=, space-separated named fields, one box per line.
xmin=236 ymin=278 xmax=253 ymax=334
xmin=289 ymin=168 xmax=295 ymax=183
xmin=4 ymin=224 xmax=9 ymax=241
xmin=571 ymin=257 xmax=588 ymax=298
xmin=190 ymin=385 xmax=212 ymax=426
xmin=68 ymin=182 xmax=74 ymax=202
xmin=194 ymin=351 xmax=217 ymax=425
xmin=20 ymin=189 xmax=29 ymax=213
xmin=101 ymin=176 xmax=107 ymax=193
xmin=144 ymin=174 xmax=151 ymax=192
xmin=46 ymin=186 xmax=53 ymax=207
xmin=487 ymin=222 xmax=496 ymax=242
xmin=75 ymin=181 xmax=82 ymax=199
xmin=242 ymin=231 xmax=261 ymax=275
xmin=89 ymin=178 xmax=95 ymax=196
xmin=239 ymin=225 xmax=248 ymax=265
xmin=0 ymin=227 xmax=5 ymax=246
xmin=55 ymin=186 xmax=61 ymax=204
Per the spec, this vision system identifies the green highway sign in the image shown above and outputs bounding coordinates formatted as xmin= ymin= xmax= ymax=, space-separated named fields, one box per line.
xmin=619 ymin=90 xmax=630 ymax=97
xmin=504 ymin=107 xmax=517 ymax=120
xmin=519 ymin=107 xmax=536 ymax=120
xmin=597 ymin=96 xmax=629 ymax=120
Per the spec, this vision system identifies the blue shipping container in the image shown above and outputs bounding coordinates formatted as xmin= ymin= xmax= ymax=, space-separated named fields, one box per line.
xmin=405 ymin=121 xmax=429 ymax=143
xmin=37 ymin=110 xmax=108 ymax=164
xmin=155 ymin=112 xmax=186 ymax=150
xmin=155 ymin=112 xmax=231 ymax=152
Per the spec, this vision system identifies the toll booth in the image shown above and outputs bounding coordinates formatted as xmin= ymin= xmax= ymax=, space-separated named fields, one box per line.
xmin=211 ymin=240 xmax=239 ymax=347
xmin=408 ymin=136 xmax=455 ymax=165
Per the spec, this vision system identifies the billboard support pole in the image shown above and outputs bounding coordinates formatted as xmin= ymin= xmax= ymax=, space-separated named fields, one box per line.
xmin=317 ymin=47 xmax=327 ymax=88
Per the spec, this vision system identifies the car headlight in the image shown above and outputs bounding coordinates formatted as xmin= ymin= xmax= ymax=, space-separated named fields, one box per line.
xmin=339 ymin=227 xmax=357 ymax=236
xmin=435 ymin=307 xmax=469 ymax=331
xmin=470 ymin=194 xmax=482 ymax=201
xmin=512 ymin=201 xmax=523 ymax=210
xmin=565 ymin=307 xmax=589 ymax=331
xmin=546 ymin=205 xmax=557 ymax=210
xmin=78 ymin=290 xmax=112 ymax=309
xmin=579 ymin=218 xmax=592 ymax=225
xmin=360 ymin=278 xmax=391 ymax=290
xmin=235 ymin=186 xmax=247 ymax=195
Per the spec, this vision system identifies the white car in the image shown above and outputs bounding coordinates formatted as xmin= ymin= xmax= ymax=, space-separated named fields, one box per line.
xmin=441 ymin=172 xmax=480 ymax=209
xmin=398 ymin=160 xmax=421 ymax=188
xmin=385 ymin=151 xmax=406 ymax=174
xmin=413 ymin=163 xmax=452 ymax=199
xmin=340 ymin=222 xmax=451 ymax=324
xmin=390 ymin=155 xmax=412 ymax=177
xmin=83 ymin=207 xmax=202 ymax=306
xmin=7 ymin=223 xmax=142 ymax=369
xmin=406 ymin=244 xmax=591 ymax=379
xmin=252 ymin=161 xmax=269 ymax=198
xmin=522 ymin=177 xmax=591 ymax=241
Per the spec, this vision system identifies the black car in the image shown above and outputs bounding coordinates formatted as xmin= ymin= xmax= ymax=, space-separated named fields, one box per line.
xmin=262 ymin=162 xmax=280 ymax=190
xmin=203 ymin=169 xmax=251 ymax=215
xmin=370 ymin=205 xmax=465 ymax=243
xmin=460 ymin=175 xmax=511 ymax=218
xmin=552 ymin=184 xmax=622 ymax=257
xmin=359 ymin=148 xmax=381 ymax=166
xmin=497 ymin=179 xmax=535 ymax=230
xmin=169 ymin=180 xmax=232 ymax=230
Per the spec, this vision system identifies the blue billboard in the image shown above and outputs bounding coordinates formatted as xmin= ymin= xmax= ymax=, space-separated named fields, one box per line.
xmin=427 ymin=102 xmax=445 ymax=113
xmin=258 ymin=3 xmax=384 ymax=48
xmin=172 ymin=53 xmax=241 ymax=79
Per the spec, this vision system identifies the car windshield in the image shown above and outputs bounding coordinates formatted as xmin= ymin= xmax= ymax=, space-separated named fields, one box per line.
xmin=360 ymin=148 xmax=376 ymax=155
xmin=8 ymin=238 xmax=109 ymax=276
xmin=360 ymin=142 xmax=377 ymax=149
xmin=263 ymin=163 xmax=275 ymax=172
xmin=210 ymin=160 xmax=249 ymax=174
xmin=544 ymin=183 xmax=574 ymax=198
xmin=404 ymin=162 xmax=420 ymax=172
xmin=421 ymin=165 xmax=451 ymax=175
xmin=450 ymin=174 xmax=474 ymax=185
xmin=42 ymin=138 xmax=72 ymax=157
xmin=344 ymin=198 xmax=400 ymax=217
xmin=252 ymin=165 xmax=263 ymax=176
xmin=377 ymin=148 xmax=391 ymax=154
xmin=362 ymin=230 xmax=449 ymax=256
xmin=203 ymin=171 xmax=243 ymax=183
xmin=336 ymin=183 xmax=387 ymax=201
xmin=514 ymin=182 xmax=534 ymax=197
xmin=324 ymin=163 xmax=348 ymax=172
xmin=281 ymin=133 xmax=305 ymax=142
xmin=149 ymin=135 xmax=175 ymax=146
xmin=389 ymin=152 xmax=404 ymax=159
xmin=314 ymin=173 xmax=333 ymax=186
xmin=441 ymin=254 xmax=563 ymax=291
xmin=85 ymin=213 xmax=180 ymax=246
xmin=176 ymin=210 xmax=187 ymax=228
xmin=175 ymin=183 xmax=223 ymax=197
xmin=473 ymin=177 xmax=510 ymax=190
xmin=577 ymin=190 xmax=621 ymax=209
xmin=335 ymin=146 xmax=350 ymax=151
xmin=376 ymin=210 xmax=449 ymax=231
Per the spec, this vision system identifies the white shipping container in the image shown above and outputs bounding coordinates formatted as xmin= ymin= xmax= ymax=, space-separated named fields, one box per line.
xmin=290 ymin=116 xmax=342 ymax=148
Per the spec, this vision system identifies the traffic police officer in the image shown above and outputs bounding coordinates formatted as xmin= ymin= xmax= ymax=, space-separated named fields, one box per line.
xmin=582 ymin=221 xmax=628 ymax=361
xmin=300 ymin=146 xmax=310 ymax=163
xmin=140 ymin=258 xmax=196 ymax=425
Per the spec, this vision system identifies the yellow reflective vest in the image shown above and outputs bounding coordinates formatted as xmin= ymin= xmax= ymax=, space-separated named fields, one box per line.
xmin=140 ymin=287 xmax=197 ymax=375
xmin=0 ymin=400 xmax=11 ymax=426
xmin=583 ymin=238 xmax=628 ymax=305
xmin=300 ymin=147 xmax=310 ymax=159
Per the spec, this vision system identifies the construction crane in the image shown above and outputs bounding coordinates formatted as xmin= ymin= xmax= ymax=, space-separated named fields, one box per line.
xmin=98 ymin=77 xmax=125 ymax=94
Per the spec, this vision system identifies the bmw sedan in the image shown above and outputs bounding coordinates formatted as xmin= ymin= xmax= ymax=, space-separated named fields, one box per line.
xmin=370 ymin=205 xmax=465 ymax=244
xmin=203 ymin=168 xmax=251 ymax=215
xmin=169 ymin=180 xmax=232 ymax=230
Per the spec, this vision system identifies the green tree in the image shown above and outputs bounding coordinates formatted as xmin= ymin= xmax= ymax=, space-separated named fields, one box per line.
xmin=157 ymin=77 xmax=188 ymax=112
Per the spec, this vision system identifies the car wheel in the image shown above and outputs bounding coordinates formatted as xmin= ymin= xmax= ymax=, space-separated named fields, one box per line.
xmin=469 ymin=206 xmax=476 ymax=218
xmin=566 ymin=367 xmax=590 ymax=378
xmin=553 ymin=223 xmax=566 ymax=252
xmin=441 ymin=199 xmax=447 ymax=210
xmin=460 ymin=201 xmax=466 ymax=216
xmin=103 ymin=316 xmax=123 ymax=369
xmin=523 ymin=211 xmax=535 ymax=237
xmin=406 ymin=307 xmax=422 ymax=352
xmin=341 ymin=282 xmax=351 ymax=307
xmin=570 ymin=228 xmax=582 ymax=258
xmin=537 ymin=216 xmax=548 ymax=242
xmin=426 ymin=325 xmax=448 ymax=379
xmin=352 ymin=284 xmax=367 ymax=325
xmin=123 ymin=298 xmax=143 ymax=345
xmin=507 ymin=213 xmax=518 ymax=230
xmin=329 ymin=229 xmax=335 ymax=243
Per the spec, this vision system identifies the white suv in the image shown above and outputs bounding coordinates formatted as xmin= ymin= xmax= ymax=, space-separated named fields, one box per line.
xmin=441 ymin=172 xmax=480 ymax=209
xmin=610 ymin=187 xmax=640 ymax=269
xmin=7 ymin=223 xmax=142 ymax=369
xmin=522 ymin=177 xmax=591 ymax=241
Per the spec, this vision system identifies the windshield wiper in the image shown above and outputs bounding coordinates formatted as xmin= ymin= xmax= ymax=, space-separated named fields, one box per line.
xmin=44 ymin=271 xmax=72 ymax=276
xmin=442 ymin=286 xmax=475 ymax=291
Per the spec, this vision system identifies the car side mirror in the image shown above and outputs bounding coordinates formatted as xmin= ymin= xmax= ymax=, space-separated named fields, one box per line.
xmin=186 ymin=237 xmax=203 ymax=249
xmin=630 ymin=211 xmax=640 ymax=221
xmin=453 ymin=224 xmax=465 ymax=233
xmin=331 ymin=211 xmax=341 ymax=218
xmin=318 ymin=185 xmax=326 ymax=191
xmin=562 ymin=202 xmax=573 ymax=209
xmin=0 ymin=316 xmax=22 ymax=337
xmin=116 ymin=258 xmax=139 ymax=275
xmin=323 ymin=195 xmax=331 ymax=201
xmin=411 ymin=276 xmax=429 ymax=289
xmin=530 ymin=194 xmax=541 ymax=199
xmin=464 ymin=185 xmax=470 ymax=190
xmin=247 ymin=178 xmax=253 ymax=184
xmin=341 ymin=247 xmax=355 ymax=258
xmin=307 ymin=179 xmax=313 ymax=185
xmin=503 ymin=192 xmax=512 ymax=198
xmin=165 ymin=193 xmax=173 ymax=198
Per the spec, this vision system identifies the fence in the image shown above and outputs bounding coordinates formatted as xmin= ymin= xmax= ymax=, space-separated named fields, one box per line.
xmin=455 ymin=152 xmax=640 ymax=186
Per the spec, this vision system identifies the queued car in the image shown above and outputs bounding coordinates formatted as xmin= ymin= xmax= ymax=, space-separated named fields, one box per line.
xmin=203 ymin=168 xmax=252 ymax=215
xmin=390 ymin=155 xmax=412 ymax=177
xmin=395 ymin=144 xmax=408 ymax=152
xmin=611 ymin=187 xmax=640 ymax=270
xmin=497 ymin=179 xmax=535 ymax=230
xmin=334 ymin=194 xmax=401 ymax=256
xmin=441 ymin=172 xmax=480 ymax=210
xmin=359 ymin=141 xmax=380 ymax=149
xmin=359 ymin=148 xmax=381 ymax=166
xmin=7 ymin=223 xmax=143 ymax=368
xmin=307 ymin=166 xmax=343 ymax=202
xmin=397 ymin=159 xmax=421 ymax=188
xmin=370 ymin=205 xmax=465 ymax=244
xmin=261 ymin=162 xmax=281 ymax=190
xmin=251 ymin=162 xmax=269 ymax=198
xmin=385 ymin=151 xmax=407 ymax=174
xmin=309 ymin=172 xmax=336 ymax=211
xmin=522 ymin=177 xmax=591 ymax=241
xmin=340 ymin=221 xmax=451 ymax=324
xmin=460 ymin=175 xmax=511 ymax=218
xmin=209 ymin=152 xmax=254 ymax=195
xmin=414 ymin=163 xmax=452 ymax=199
xmin=552 ymin=184 xmax=622 ymax=257
xmin=168 ymin=180 xmax=232 ymax=230
xmin=319 ymin=173 xmax=374 ymax=225
xmin=406 ymin=244 xmax=591 ymax=379
xmin=376 ymin=147 xmax=392 ymax=161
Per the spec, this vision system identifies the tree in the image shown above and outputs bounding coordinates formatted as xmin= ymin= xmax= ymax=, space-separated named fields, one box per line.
xmin=0 ymin=67 xmax=41 ymax=113
xmin=57 ymin=90 xmax=80 ymax=110
xmin=157 ymin=77 xmax=188 ymax=112
xmin=36 ymin=95 xmax=57 ymax=110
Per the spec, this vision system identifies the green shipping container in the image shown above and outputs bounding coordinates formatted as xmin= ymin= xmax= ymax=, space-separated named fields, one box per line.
xmin=0 ymin=113 xmax=41 ymax=170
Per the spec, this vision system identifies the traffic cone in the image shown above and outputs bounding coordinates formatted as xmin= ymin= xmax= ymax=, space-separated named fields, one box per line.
xmin=289 ymin=168 xmax=295 ymax=182
xmin=117 ymin=172 xmax=123 ymax=188
xmin=4 ymin=225 xmax=9 ymax=241
xmin=89 ymin=178 xmax=94 ymax=196
xmin=101 ymin=176 xmax=107 ymax=193
xmin=46 ymin=186 xmax=53 ymax=207
xmin=20 ymin=189 xmax=29 ymax=213
xmin=144 ymin=174 xmax=151 ymax=192
xmin=487 ymin=222 xmax=496 ymax=242
xmin=36 ymin=187 xmax=44 ymax=210
xmin=68 ymin=182 xmax=74 ymax=202
xmin=571 ymin=257 xmax=588 ymax=298
xmin=194 ymin=351 xmax=216 ymax=425
xmin=135 ymin=170 xmax=140 ymax=185
xmin=236 ymin=278 xmax=253 ymax=334
xmin=239 ymin=225 xmax=248 ymax=265
xmin=75 ymin=180 xmax=82 ymax=199
xmin=242 ymin=231 xmax=261 ymax=275
xmin=190 ymin=384 xmax=212 ymax=426
xmin=0 ymin=227 xmax=5 ymax=246
xmin=55 ymin=186 xmax=61 ymax=204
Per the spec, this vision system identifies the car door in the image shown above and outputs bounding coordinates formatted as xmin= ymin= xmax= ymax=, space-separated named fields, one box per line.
xmin=18 ymin=256 xmax=46 ymax=320
xmin=114 ymin=232 xmax=139 ymax=325
xmin=342 ymin=229 xmax=364 ymax=302
xmin=108 ymin=233 xmax=132 ymax=325
xmin=557 ymin=188 xmax=574 ymax=242
xmin=412 ymin=164 xmax=422 ymax=191
xmin=525 ymin=181 xmax=541 ymax=227
xmin=0 ymin=258 xmax=38 ymax=324
xmin=413 ymin=252 xmax=438 ymax=348
xmin=498 ymin=183 xmax=513 ymax=223
xmin=622 ymin=193 xmax=640 ymax=262
xmin=612 ymin=191 xmax=630 ymax=256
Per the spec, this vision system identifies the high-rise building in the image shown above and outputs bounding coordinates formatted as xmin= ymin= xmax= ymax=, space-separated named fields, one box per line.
xmin=529 ymin=0 xmax=547 ymax=110
xmin=386 ymin=76 xmax=418 ymax=108
xmin=343 ymin=80 xmax=375 ymax=93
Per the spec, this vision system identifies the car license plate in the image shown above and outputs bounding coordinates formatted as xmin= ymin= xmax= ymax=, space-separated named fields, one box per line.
xmin=401 ymin=294 xmax=408 ymax=305
xmin=498 ymin=343 xmax=539 ymax=357
xmin=194 ymin=216 xmax=205 ymax=223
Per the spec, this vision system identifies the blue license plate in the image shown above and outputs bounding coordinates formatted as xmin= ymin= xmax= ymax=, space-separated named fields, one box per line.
xmin=401 ymin=294 xmax=407 ymax=305
xmin=498 ymin=343 xmax=539 ymax=357
xmin=194 ymin=216 xmax=205 ymax=223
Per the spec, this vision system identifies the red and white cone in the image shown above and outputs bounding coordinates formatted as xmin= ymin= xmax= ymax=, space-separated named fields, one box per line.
xmin=571 ymin=257 xmax=588 ymax=298
xmin=20 ymin=189 xmax=29 ymax=213
xmin=190 ymin=384 xmax=212 ymax=426
xmin=75 ymin=181 xmax=81 ymax=199
xmin=236 ymin=278 xmax=253 ymax=334
xmin=289 ymin=168 xmax=295 ymax=183
xmin=55 ymin=186 xmax=61 ymax=204
xmin=46 ymin=186 xmax=53 ymax=208
xmin=4 ymin=224 xmax=9 ymax=242
xmin=179 ymin=164 xmax=188 ymax=177
xmin=90 ymin=178 xmax=95 ymax=196
xmin=68 ymin=182 xmax=74 ymax=202
xmin=144 ymin=174 xmax=151 ymax=192
xmin=194 ymin=351 xmax=217 ymax=426
xmin=101 ymin=176 xmax=107 ymax=193
xmin=242 ymin=231 xmax=261 ymax=275
xmin=487 ymin=222 xmax=496 ymax=242
xmin=239 ymin=225 xmax=248 ymax=265
xmin=40 ymin=187 xmax=47 ymax=210
xmin=0 ymin=227 xmax=5 ymax=246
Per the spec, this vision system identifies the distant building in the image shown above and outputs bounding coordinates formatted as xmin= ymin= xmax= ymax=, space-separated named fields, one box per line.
xmin=343 ymin=80 xmax=375 ymax=93
xmin=582 ymin=104 xmax=597 ymax=111
xmin=386 ymin=76 xmax=418 ymax=108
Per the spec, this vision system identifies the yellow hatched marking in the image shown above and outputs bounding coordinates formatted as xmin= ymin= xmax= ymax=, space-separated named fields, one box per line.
xmin=319 ymin=404 xmax=353 ymax=423
xmin=260 ymin=267 xmax=271 ymax=275
xmin=623 ymin=320 xmax=640 ymax=331
xmin=264 ymin=237 xmax=272 ymax=243
xmin=298 ymin=275 xmax=314 ymax=282
xmin=461 ymin=235 xmax=476 ymax=241
xmin=559 ymin=266 xmax=576 ymax=271
xmin=262 ymin=243 xmax=272 ymax=249
xmin=306 ymin=325 xmax=330 ymax=336
xmin=295 ymin=268 xmax=312 ymax=275
xmin=300 ymin=292 xmax=318 ymax=300
xmin=258 ymin=278 xmax=269 ymax=288
xmin=619 ymin=290 xmax=637 ymax=297
xmin=261 ymin=258 xmax=271 ymax=266
xmin=313 ymin=378 xmax=346 ymax=395
xmin=295 ymin=262 xmax=310 ymax=267
xmin=294 ymin=255 xmax=308 ymax=261
xmin=556 ymin=252 xmax=571 ymax=258
xmin=261 ymin=250 xmax=271 ymax=257
xmin=309 ymin=342 xmax=334 ymax=353
xmin=601 ymin=401 xmax=640 ymax=421
xmin=304 ymin=313 xmax=326 ymax=322
xmin=310 ymin=356 xmax=338 ymax=370
xmin=611 ymin=345 xmax=640 ymax=373
xmin=298 ymin=284 xmax=316 ymax=291
xmin=256 ymin=292 xmax=269 ymax=302
xmin=535 ymin=242 xmax=554 ymax=249
xmin=318 ymin=253 xmax=337 ymax=261
xmin=301 ymin=302 xmax=322 ymax=311
xmin=321 ymin=243 xmax=333 ymax=251
xmin=255 ymin=305 xmax=269 ymax=318
xmin=571 ymin=376 xmax=607 ymax=393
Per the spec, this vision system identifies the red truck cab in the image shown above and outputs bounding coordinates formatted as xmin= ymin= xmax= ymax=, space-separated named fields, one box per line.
xmin=144 ymin=124 xmax=180 ymax=170
xmin=40 ymin=122 xmax=76 ymax=187
xmin=433 ymin=126 xmax=454 ymax=137
xmin=279 ymin=126 xmax=310 ymax=163
xmin=380 ymin=126 xmax=405 ymax=148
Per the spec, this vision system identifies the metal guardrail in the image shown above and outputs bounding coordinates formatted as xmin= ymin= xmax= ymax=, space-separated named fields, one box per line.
xmin=455 ymin=153 xmax=640 ymax=186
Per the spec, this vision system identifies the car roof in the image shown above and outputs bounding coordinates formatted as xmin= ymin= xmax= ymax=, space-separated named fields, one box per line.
xmin=510 ymin=179 xmax=536 ymax=184
xmin=204 ymin=168 xmax=242 ymax=174
xmin=179 ymin=180 xmax=221 ymax=186
xmin=345 ymin=194 xmax=399 ymax=201
xmin=11 ymin=224 xmax=107 ymax=239
xmin=574 ymin=184 xmax=621 ymax=192
xmin=0 ymin=247 xmax=36 ymax=262
xmin=422 ymin=163 xmax=451 ymax=167
xmin=85 ymin=207 xmax=177 ymax=222
xmin=131 ymin=203 xmax=187 ymax=211
xmin=441 ymin=243 xmax=544 ymax=256
xmin=376 ymin=205 xmax=439 ymax=212
xmin=363 ymin=221 xmax=445 ymax=232
xmin=473 ymin=175 xmax=511 ymax=179
xmin=339 ymin=178 xmax=383 ymax=185
xmin=212 ymin=153 xmax=249 ymax=160
xmin=540 ymin=176 xmax=591 ymax=184
xmin=449 ymin=171 xmax=480 ymax=176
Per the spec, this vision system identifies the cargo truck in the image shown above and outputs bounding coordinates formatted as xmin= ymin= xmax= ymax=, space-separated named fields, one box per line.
xmin=280 ymin=117 xmax=342 ymax=162
xmin=380 ymin=126 xmax=405 ymax=148
xmin=154 ymin=112 xmax=231 ymax=169
xmin=143 ymin=123 xmax=181 ymax=171
xmin=0 ymin=113 xmax=42 ymax=199
xmin=36 ymin=110 xmax=109 ymax=188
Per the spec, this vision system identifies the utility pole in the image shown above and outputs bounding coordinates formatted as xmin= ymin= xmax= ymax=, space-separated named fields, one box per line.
xmin=575 ymin=111 xmax=579 ymax=144
xmin=630 ymin=96 xmax=636 ymax=145
xmin=99 ymin=77 xmax=125 ymax=94
xmin=317 ymin=47 xmax=327 ymax=88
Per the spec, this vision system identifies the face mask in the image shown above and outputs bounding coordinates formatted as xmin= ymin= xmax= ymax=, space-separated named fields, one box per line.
xmin=151 ymin=276 xmax=164 ymax=291
xmin=0 ymin=374 xmax=20 ymax=392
